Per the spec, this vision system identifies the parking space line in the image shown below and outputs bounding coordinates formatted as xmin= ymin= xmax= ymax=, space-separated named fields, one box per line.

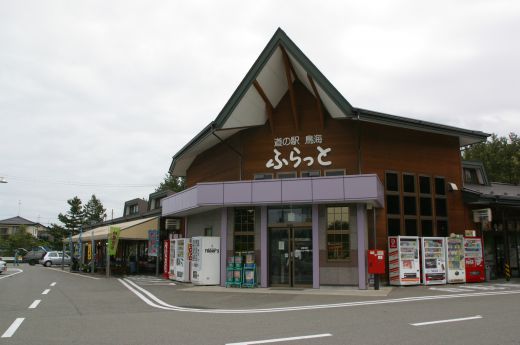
xmin=28 ymin=300 xmax=41 ymax=309
xmin=226 ymin=333 xmax=332 ymax=345
xmin=1 ymin=318 xmax=25 ymax=338
xmin=42 ymin=289 xmax=50 ymax=295
xmin=50 ymin=282 xmax=57 ymax=286
xmin=47 ymin=267 xmax=100 ymax=279
xmin=411 ymin=315 xmax=482 ymax=326
xmin=0 ymin=268 xmax=23 ymax=280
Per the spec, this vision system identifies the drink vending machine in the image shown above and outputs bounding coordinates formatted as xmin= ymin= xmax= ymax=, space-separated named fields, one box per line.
xmin=464 ymin=237 xmax=485 ymax=282
xmin=446 ymin=235 xmax=465 ymax=284
xmin=168 ymin=239 xmax=176 ymax=280
xmin=174 ymin=238 xmax=192 ymax=282
xmin=191 ymin=236 xmax=220 ymax=285
xmin=388 ymin=236 xmax=421 ymax=285
xmin=421 ymin=237 xmax=446 ymax=285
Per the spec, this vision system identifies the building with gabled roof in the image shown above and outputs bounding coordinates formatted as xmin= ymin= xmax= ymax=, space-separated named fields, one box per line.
xmin=162 ymin=28 xmax=489 ymax=289
xmin=0 ymin=216 xmax=48 ymax=239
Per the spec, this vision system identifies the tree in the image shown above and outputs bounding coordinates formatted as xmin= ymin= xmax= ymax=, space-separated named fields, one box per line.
xmin=156 ymin=174 xmax=186 ymax=193
xmin=47 ymin=223 xmax=68 ymax=250
xmin=58 ymin=196 xmax=84 ymax=235
xmin=4 ymin=225 xmax=41 ymax=253
xmin=84 ymin=194 xmax=106 ymax=225
xmin=463 ymin=132 xmax=520 ymax=185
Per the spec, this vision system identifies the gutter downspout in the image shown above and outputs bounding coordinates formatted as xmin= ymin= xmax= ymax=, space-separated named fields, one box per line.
xmin=211 ymin=126 xmax=243 ymax=181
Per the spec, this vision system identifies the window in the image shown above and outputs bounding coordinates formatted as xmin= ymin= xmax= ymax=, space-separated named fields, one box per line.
xmin=463 ymin=168 xmax=484 ymax=185
xmin=277 ymin=171 xmax=296 ymax=179
xmin=324 ymin=169 xmax=345 ymax=176
xmin=403 ymin=196 xmax=416 ymax=215
xmin=386 ymin=195 xmax=400 ymax=215
xmin=128 ymin=204 xmax=138 ymax=215
xmin=386 ymin=171 xmax=401 ymax=235
xmin=419 ymin=176 xmax=431 ymax=194
xmin=435 ymin=177 xmax=446 ymax=195
xmin=386 ymin=172 xmax=399 ymax=192
xmin=421 ymin=220 xmax=433 ymax=236
xmin=405 ymin=219 xmax=417 ymax=236
xmin=434 ymin=177 xmax=448 ymax=235
xmin=234 ymin=208 xmax=255 ymax=252
xmin=327 ymin=206 xmax=350 ymax=260
xmin=403 ymin=174 xmax=416 ymax=193
xmin=301 ymin=170 xmax=321 ymax=177
xmin=420 ymin=198 xmax=432 ymax=216
xmin=204 ymin=227 xmax=213 ymax=236
xmin=437 ymin=220 xmax=448 ymax=237
xmin=254 ymin=173 xmax=273 ymax=180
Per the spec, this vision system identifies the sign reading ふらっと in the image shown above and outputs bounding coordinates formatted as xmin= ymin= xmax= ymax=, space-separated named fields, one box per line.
xmin=265 ymin=134 xmax=332 ymax=170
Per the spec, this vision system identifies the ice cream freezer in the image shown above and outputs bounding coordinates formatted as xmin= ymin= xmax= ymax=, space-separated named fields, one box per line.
xmin=191 ymin=236 xmax=220 ymax=285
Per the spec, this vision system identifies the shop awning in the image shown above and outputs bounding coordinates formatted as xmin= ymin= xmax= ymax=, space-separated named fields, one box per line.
xmin=68 ymin=217 xmax=159 ymax=242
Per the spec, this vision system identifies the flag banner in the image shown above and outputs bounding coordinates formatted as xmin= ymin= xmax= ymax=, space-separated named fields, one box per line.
xmin=148 ymin=230 xmax=160 ymax=257
xmin=108 ymin=227 xmax=121 ymax=256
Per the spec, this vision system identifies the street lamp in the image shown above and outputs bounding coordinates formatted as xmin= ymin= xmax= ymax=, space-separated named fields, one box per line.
xmin=0 ymin=177 xmax=7 ymax=183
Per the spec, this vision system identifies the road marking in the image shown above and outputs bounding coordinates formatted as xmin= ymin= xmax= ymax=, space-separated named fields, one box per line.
xmin=46 ymin=267 xmax=100 ymax=279
xmin=1 ymin=318 xmax=25 ymax=338
xmin=50 ymin=282 xmax=56 ymax=286
xmin=226 ymin=333 xmax=332 ymax=345
xmin=0 ymin=268 xmax=23 ymax=280
xmin=28 ymin=300 xmax=41 ymax=309
xmin=118 ymin=278 xmax=520 ymax=314
xmin=42 ymin=289 xmax=50 ymax=295
xmin=411 ymin=315 xmax=482 ymax=326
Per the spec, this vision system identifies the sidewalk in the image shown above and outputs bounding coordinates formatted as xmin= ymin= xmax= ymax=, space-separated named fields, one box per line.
xmin=178 ymin=284 xmax=393 ymax=297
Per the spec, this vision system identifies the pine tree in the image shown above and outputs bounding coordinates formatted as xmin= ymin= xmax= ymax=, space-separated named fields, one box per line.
xmin=58 ymin=196 xmax=84 ymax=235
xmin=156 ymin=174 xmax=186 ymax=192
xmin=84 ymin=195 xmax=106 ymax=225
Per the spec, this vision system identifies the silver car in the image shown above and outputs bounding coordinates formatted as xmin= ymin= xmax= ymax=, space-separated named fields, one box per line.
xmin=0 ymin=258 xmax=6 ymax=274
xmin=40 ymin=251 xmax=71 ymax=267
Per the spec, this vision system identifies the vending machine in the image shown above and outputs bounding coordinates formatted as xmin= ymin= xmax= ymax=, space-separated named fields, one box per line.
xmin=174 ymin=238 xmax=191 ymax=282
xmin=464 ymin=237 xmax=485 ymax=282
xmin=191 ymin=236 xmax=220 ymax=285
xmin=446 ymin=236 xmax=465 ymax=284
xmin=388 ymin=236 xmax=421 ymax=286
xmin=421 ymin=237 xmax=446 ymax=285
xmin=168 ymin=239 xmax=176 ymax=280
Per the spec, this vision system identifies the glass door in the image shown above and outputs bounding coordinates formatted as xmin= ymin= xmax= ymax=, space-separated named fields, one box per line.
xmin=268 ymin=226 xmax=313 ymax=287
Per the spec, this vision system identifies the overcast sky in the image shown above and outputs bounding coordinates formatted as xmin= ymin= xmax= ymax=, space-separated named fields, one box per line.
xmin=1 ymin=1 xmax=519 ymax=226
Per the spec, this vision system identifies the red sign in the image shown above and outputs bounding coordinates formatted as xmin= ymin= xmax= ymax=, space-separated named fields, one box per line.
xmin=389 ymin=238 xmax=397 ymax=249
xmin=368 ymin=249 xmax=386 ymax=274
xmin=163 ymin=240 xmax=170 ymax=279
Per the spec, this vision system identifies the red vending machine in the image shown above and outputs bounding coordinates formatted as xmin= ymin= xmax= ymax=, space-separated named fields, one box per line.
xmin=464 ymin=237 xmax=485 ymax=282
xmin=163 ymin=240 xmax=170 ymax=279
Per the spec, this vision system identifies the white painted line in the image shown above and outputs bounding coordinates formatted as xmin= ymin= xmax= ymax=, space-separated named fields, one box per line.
xmin=50 ymin=282 xmax=57 ymax=286
xmin=46 ymin=267 xmax=100 ymax=279
xmin=42 ymin=289 xmax=50 ymax=295
xmin=28 ymin=299 xmax=41 ymax=309
xmin=118 ymin=278 xmax=520 ymax=314
xmin=411 ymin=315 xmax=482 ymax=326
xmin=1 ymin=318 xmax=25 ymax=338
xmin=226 ymin=333 xmax=332 ymax=345
xmin=0 ymin=268 xmax=23 ymax=280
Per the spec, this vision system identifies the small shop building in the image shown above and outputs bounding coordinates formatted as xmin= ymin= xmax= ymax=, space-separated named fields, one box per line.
xmin=162 ymin=28 xmax=489 ymax=289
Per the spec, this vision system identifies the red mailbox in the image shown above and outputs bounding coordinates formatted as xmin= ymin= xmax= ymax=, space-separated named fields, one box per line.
xmin=368 ymin=249 xmax=386 ymax=274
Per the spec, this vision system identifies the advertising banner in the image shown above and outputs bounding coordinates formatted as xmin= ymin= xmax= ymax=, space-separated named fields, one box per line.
xmin=148 ymin=229 xmax=160 ymax=257
xmin=87 ymin=243 xmax=92 ymax=261
xmin=108 ymin=227 xmax=121 ymax=256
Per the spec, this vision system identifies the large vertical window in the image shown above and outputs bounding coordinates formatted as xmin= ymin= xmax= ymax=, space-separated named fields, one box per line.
xmin=327 ymin=206 xmax=350 ymax=260
xmin=386 ymin=172 xmax=449 ymax=237
xmin=434 ymin=177 xmax=448 ymax=236
xmin=234 ymin=208 xmax=255 ymax=252
xmin=386 ymin=172 xmax=401 ymax=236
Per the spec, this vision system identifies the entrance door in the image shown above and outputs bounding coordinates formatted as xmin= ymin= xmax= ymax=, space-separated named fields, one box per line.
xmin=269 ymin=227 xmax=313 ymax=287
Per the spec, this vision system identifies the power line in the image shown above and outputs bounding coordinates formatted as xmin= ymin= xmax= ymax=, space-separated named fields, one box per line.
xmin=0 ymin=175 xmax=157 ymax=188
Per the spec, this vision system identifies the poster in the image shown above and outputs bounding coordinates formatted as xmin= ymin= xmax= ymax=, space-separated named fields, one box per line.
xmin=148 ymin=229 xmax=160 ymax=257
xmin=108 ymin=227 xmax=121 ymax=256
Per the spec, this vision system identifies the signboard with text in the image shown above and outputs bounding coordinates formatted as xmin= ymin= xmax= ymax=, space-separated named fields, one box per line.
xmin=265 ymin=134 xmax=332 ymax=170
xmin=148 ymin=230 xmax=160 ymax=257
xmin=108 ymin=227 xmax=121 ymax=256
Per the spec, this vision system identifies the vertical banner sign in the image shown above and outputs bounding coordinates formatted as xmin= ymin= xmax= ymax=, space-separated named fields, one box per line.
xmin=148 ymin=230 xmax=159 ymax=257
xmin=108 ymin=227 xmax=121 ymax=256
xmin=87 ymin=243 xmax=92 ymax=261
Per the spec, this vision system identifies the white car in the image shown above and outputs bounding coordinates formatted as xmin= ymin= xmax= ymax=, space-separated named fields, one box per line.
xmin=0 ymin=258 xmax=7 ymax=274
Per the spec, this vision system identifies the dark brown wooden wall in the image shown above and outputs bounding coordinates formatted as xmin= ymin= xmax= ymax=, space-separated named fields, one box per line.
xmin=186 ymin=80 xmax=468 ymax=247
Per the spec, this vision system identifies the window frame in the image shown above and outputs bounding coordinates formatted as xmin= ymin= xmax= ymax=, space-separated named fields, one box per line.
xmin=324 ymin=169 xmax=346 ymax=176
xmin=326 ymin=206 xmax=351 ymax=261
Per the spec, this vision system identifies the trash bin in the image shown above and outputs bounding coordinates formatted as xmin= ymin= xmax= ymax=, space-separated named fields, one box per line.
xmin=485 ymin=265 xmax=491 ymax=281
xmin=129 ymin=261 xmax=136 ymax=274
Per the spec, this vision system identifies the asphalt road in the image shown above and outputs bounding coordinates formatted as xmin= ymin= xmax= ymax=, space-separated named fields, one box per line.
xmin=1 ymin=264 xmax=520 ymax=345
